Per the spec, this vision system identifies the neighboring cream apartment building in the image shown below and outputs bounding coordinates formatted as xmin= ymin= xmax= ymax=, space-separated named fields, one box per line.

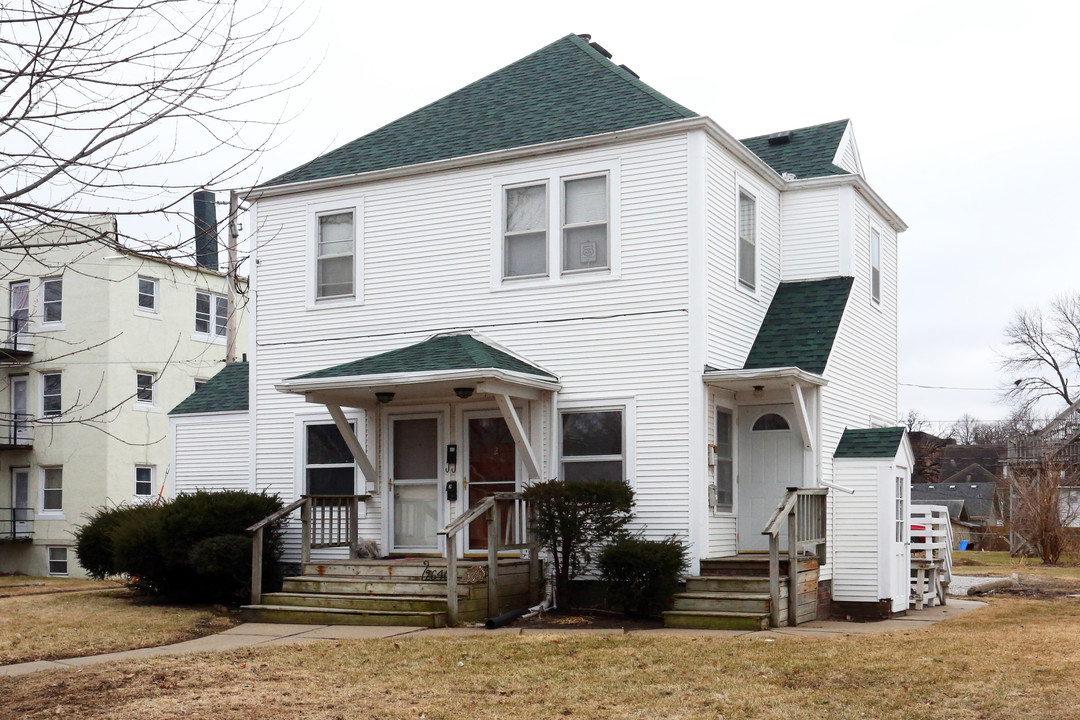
xmin=0 ymin=214 xmax=247 ymax=577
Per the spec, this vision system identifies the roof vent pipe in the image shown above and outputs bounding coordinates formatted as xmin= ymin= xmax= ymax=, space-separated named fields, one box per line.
xmin=194 ymin=190 xmax=219 ymax=270
xmin=767 ymin=131 xmax=792 ymax=146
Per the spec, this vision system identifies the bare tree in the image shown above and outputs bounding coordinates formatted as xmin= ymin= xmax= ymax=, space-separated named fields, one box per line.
xmin=949 ymin=413 xmax=983 ymax=445
xmin=0 ymin=0 xmax=303 ymax=256
xmin=1005 ymin=459 xmax=1079 ymax=564
xmin=1001 ymin=294 xmax=1080 ymax=412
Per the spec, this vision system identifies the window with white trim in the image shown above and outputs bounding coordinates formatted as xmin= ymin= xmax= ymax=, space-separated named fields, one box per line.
xmin=195 ymin=290 xmax=228 ymax=337
xmin=561 ymin=174 xmax=609 ymax=273
xmin=42 ymin=467 xmax=62 ymax=512
xmin=503 ymin=183 xmax=548 ymax=279
xmin=194 ymin=378 xmax=208 ymax=392
xmin=560 ymin=409 xmax=624 ymax=483
xmin=737 ymin=191 xmax=756 ymax=289
xmin=42 ymin=372 xmax=61 ymax=417
xmin=48 ymin=546 xmax=69 ymax=576
xmin=42 ymin=277 xmax=62 ymax=323
xmin=715 ymin=410 xmax=733 ymax=512
xmin=135 ymin=465 xmax=154 ymax=496
xmin=138 ymin=277 xmax=158 ymax=312
xmin=305 ymin=422 xmax=356 ymax=495
xmin=316 ymin=211 xmax=355 ymax=299
xmin=136 ymin=372 xmax=156 ymax=405
xmin=895 ymin=476 xmax=905 ymax=543
xmin=870 ymin=227 xmax=881 ymax=304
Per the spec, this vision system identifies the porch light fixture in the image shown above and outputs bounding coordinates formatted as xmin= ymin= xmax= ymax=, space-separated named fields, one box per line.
xmin=454 ymin=387 xmax=475 ymax=399
xmin=752 ymin=385 xmax=765 ymax=398
xmin=375 ymin=392 xmax=395 ymax=404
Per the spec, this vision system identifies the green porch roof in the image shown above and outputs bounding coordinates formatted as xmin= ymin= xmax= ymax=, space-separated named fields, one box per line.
xmin=289 ymin=334 xmax=557 ymax=382
xmin=743 ymin=276 xmax=854 ymax=375
xmin=834 ymin=427 xmax=906 ymax=458
xmin=740 ymin=119 xmax=850 ymax=179
xmin=263 ymin=34 xmax=696 ymax=187
xmin=169 ymin=362 xmax=249 ymax=415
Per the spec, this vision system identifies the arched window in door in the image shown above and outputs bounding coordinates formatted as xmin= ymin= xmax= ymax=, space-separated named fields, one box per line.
xmin=751 ymin=413 xmax=790 ymax=431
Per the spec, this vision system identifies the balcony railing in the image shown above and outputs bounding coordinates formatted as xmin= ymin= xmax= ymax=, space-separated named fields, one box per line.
xmin=0 ymin=315 xmax=33 ymax=360
xmin=0 ymin=413 xmax=32 ymax=449
xmin=0 ymin=507 xmax=33 ymax=542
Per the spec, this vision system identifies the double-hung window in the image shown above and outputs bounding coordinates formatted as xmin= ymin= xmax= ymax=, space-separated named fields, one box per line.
xmin=138 ymin=277 xmax=158 ymax=312
xmin=9 ymin=281 xmax=29 ymax=347
xmin=135 ymin=466 xmax=154 ymax=496
xmin=42 ymin=372 xmax=61 ymax=417
xmin=136 ymin=372 xmax=156 ymax=405
xmin=714 ymin=410 xmax=733 ymax=512
xmin=737 ymin=191 xmax=756 ymax=289
xmin=195 ymin=291 xmax=228 ymax=337
xmin=560 ymin=409 xmax=624 ymax=483
xmin=316 ymin=211 xmax=355 ymax=299
xmin=48 ymin=546 xmax=69 ymax=576
xmin=562 ymin=175 xmax=609 ymax=273
xmin=870 ymin=228 xmax=881 ymax=304
xmin=503 ymin=184 xmax=548 ymax=278
xmin=42 ymin=467 xmax=62 ymax=512
xmin=306 ymin=422 xmax=356 ymax=495
xmin=42 ymin=278 xmax=62 ymax=323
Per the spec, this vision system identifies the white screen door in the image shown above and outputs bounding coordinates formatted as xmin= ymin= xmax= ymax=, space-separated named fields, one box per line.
xmin=390 ymin=415 xmax=441 ymax=553
xmin=738 ymin=405 xmax=804 ymax=552
xmin=11 ymin=468 xmax=30 ymax=536
xmin=10 ymin=375 xmax=28 ymax=443
xmin=9 ymin=282 xmax=28 ymax=350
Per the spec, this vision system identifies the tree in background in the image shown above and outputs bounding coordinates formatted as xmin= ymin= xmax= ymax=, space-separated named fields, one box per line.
xmin=0 ymin=0 xmax=303 ymax=256
xmin=1005 ymin=458 xmax=1079 ymax=564
xmin=1000 ymin=294 xmax=1080 ymax=413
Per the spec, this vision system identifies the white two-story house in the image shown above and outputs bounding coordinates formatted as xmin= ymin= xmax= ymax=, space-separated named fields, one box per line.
xmin=175 ymin=34 xmax=914 ymax=624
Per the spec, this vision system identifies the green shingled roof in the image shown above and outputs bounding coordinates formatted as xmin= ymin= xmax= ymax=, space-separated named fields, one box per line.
xmin=290 ymin=334 xmax=556 ymax=381
xmin=263 ymin=34 xmax=696 ymax=187
xmin=169 ymin=362 xmax=248 ymax=415
xmin=740 ymin=119 xmax=850 ymax=179
xmin=834 ymin=427 xmax=906 ymax=458
xmin=743 ymin=277 xmax=854 ymax=375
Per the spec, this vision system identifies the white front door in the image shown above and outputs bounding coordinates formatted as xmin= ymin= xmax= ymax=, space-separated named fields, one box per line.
xmin=738 ymin=404 xmax=804 ymax=552
xmin=389 ymin=414 xmax=442 ymax=554
xmin=11 ymin=468 xmax=30 ymax=537
xmin=892 ymin=473 xmax=909 ymax=612
xmin=10 ymin=375 xmax=28 ymax=443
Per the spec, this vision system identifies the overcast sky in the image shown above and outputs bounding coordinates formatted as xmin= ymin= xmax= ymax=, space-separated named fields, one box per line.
xmin=233 ymin=0 xmax=1080 ymax=432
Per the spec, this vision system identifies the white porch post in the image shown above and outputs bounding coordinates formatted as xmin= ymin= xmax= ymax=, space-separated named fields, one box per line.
xmin=325 ymin=402 xmax=378 ymax=489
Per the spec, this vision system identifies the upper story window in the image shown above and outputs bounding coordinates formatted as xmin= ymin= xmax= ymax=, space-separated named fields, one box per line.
xmin=560 ymin=408 xmax=624 ymax=483
xmin=42 ymin=372 xmax=62 ymax=417
xmin=136 ymin=371 xmax=156 ymax=405
xmin=737 ymin=191 xmax=756 ymax=290
xmin=316 ymin=211 xmax=355 ymax=299
xmin=870 ymin=227 xmax=881 ymax=304
xmin=195 ymin=290 xmax=227 ymax=337
xmin=138 ymin=277 xmax=158 ymax=312
xmin=503 ymin=183 xmax=548 ymax=279
xmin=42 ymin=277 xmax=62 ymax=324
xmin=495 ymin=163 xmax=617 ymax=287
xmin=9 ymin=281 xmax=29 ymax=343
xmin=562 ymin=175 xmax=609 ymax=274
xmin=42 ymin=467 xmax=62 ymax=512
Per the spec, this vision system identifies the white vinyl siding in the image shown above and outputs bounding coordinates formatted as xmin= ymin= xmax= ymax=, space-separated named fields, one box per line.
xmin=831 ymin=459 xmax=883 ymax=602
xmin=252 ymin=133 xmax=694 ymax=560
xmin=779 ymin=187 xmax=842 ymax=281
xmin=172 ymin=414 xmax=251 ymax=493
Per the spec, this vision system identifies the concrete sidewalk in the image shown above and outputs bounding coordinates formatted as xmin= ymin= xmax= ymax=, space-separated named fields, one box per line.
xmin=0 ymin=598 xmax=985 ymax=678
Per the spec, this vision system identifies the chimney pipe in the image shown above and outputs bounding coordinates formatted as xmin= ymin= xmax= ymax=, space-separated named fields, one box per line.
xmin=194 ymin=191 xmax=219 ymax=270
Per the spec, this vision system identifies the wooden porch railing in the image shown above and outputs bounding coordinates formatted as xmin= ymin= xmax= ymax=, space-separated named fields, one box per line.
xmin=246 ymin=494 xmax=369 ymax=605
xmin=437 ymin=491 xmax=539 ymax=627
xmin=761 ymin=487 xmax=828 ymax=628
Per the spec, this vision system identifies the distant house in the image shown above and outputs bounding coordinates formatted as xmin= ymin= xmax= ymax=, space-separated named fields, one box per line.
xmin=910 ymin=481 xmax=1004 ymax=549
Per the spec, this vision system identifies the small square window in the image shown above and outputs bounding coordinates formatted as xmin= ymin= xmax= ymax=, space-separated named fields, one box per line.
xmin=138 ymin=277 xmax=158 ymax=312
xmin=135 ymin=466 xmax=154 ymax=496
xmin=316 ymin=211 xmax=355 ymax=299
xmin=42 ymin=467 xmax=62 ymax=512
xmin=136 ymin=372 xmax=156 ymax=405
xmin=48 ymin=546 xmax=69 ymax=576
xmin=42 ymin=277 xmax=62 ymax=323
xmin=42 ymin=372 xmax=62 ymax=417
xmin=195 ymin=291 xmax=228 ymax=337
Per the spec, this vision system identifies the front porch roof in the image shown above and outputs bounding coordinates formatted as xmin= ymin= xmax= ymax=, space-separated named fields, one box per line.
xmin=702 ymin=366 xmax=827 ymax=392
xmin=275 ymin=332 xmax=561 ymax=404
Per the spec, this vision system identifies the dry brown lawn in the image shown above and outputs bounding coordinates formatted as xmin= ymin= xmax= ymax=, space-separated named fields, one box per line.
xmin=0 ymin=575 xmax=123 ymax=597
xmin=0 ymin=589 xmax=236 ymax=665
xmin=953 ymin=551 xmax=1080 ymax=580
xmin=2 ymin=597 xmax=1079 ymax=720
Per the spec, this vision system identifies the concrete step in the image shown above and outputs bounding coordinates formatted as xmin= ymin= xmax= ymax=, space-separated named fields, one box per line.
xmin=259 ymin=592 xmax=483 ymax=614
xmin=282 ymin=576 xmax=474 ymax=597
xmin=662 ymin=610 xmax=770 ymax=631
xmin=684 ymin=575 xmax=785 ymax=594
xmin=671 ymin=592 xmax=773 ymax=614
xmin=241 ymin=604 xmax=447 ymax=627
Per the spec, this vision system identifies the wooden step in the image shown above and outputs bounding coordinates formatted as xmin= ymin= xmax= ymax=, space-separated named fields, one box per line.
xmin=700 ymin=555 xmax=817 ymax=577
xmin=282 ymin=576 xmax=474 ymax=597
xmin=684 ymin=575 xmax=785 ymax=594
xmin=302 ymin=559 xmax=530 ymax=579
xmin=240 ymin=604 xmax=447 ymax=627
xmin=259 ymin=592 xmax=491 ymax=614
xmin=671 ymin=592 xmax=774 ymax=614
xmin=662 ymin=610 xmax=770 ymax=631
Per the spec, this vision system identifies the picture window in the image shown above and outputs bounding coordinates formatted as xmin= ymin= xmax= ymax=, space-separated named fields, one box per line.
xmin=560 ymin=409 xmax=624 ymax=483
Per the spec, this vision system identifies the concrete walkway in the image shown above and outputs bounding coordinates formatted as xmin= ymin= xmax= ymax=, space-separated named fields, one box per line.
xmin=0 ymin=598 xmax=986 ymax=678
